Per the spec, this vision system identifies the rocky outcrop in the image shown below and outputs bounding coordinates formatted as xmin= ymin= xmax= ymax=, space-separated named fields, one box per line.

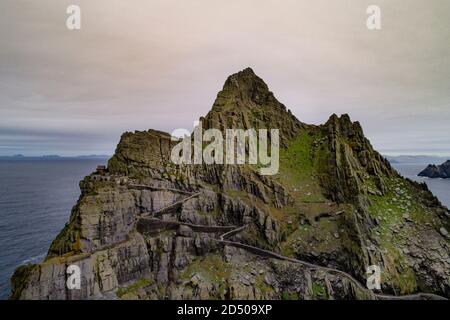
xmin=10 ymin=68 xmax=450 ymax=300
xmin=419 ymin=160 xmax=450 ymax=179
xmin=202 ymin=68 xmax=305 ymax=147
xmin=11 ymin=232 xmax=150 ymax=300
xmin=320 ymin=113 xmax=394 ymax=205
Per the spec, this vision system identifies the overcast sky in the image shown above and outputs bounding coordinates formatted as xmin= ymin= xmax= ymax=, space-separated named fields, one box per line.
xmin=0 ymin=0 xmax=449 ymax=156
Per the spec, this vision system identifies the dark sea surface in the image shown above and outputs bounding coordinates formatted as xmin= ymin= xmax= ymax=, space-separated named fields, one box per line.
xmin=0 ymin=159 xmax=106 ymax=299
xmin=0 ymin=159 xmax=448 ymax=300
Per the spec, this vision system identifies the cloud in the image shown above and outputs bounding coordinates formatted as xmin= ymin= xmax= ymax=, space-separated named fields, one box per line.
xmin=0 ymin=0 xmax=449 ymax=155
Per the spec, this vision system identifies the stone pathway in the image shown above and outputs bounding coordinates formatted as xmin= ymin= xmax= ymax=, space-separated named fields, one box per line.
xmin=140 ymin=192 xmax=201 ymax=218
xmin=137 ymin=188 xmax=448 ymax=300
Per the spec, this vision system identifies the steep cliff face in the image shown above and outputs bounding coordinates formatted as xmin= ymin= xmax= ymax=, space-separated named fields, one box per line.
xmin=11 ymin=68 xmax=450 ymax=300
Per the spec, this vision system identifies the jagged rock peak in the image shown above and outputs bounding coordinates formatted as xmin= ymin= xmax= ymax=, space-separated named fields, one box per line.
xmin=325 ymin=113 xmax=364 ymax=138
xmin=202 ymin=68 xmax=304 ymax=145
xmin=211 ymin=67 xmax=278 ymax=109
xmin=222 ymin=67 xmax=270 ymax=98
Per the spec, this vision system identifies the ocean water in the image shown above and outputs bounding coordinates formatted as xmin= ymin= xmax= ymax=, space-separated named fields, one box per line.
xmin=392 ymin=163 xmax=450 ymax=209
xmin=0 ymin=159 xmax=106 ymax=299
xmin=0 ymin=159 xmax=448 ymax=300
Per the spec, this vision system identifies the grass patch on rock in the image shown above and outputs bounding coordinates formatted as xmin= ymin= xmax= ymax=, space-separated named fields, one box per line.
xmin=117 ymin=278 xmax=153 ymax=299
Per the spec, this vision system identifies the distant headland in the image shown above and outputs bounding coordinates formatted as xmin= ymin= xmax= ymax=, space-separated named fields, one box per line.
xmin=419 ymin=160 xmax=450 ymax=179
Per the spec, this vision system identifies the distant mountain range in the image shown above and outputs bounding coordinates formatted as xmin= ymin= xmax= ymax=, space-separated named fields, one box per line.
xmin=384 ymin=155 xmax=450 ymax=164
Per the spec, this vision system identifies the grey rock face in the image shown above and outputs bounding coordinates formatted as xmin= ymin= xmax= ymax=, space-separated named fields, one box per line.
xmin=12 ymin=233 xmax=150 ymax=300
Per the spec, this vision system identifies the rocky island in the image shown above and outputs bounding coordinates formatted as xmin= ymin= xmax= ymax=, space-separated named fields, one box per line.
xmin=419 ymin=160 xmax=450 ymax=179
xmin=10 ymin=68 xmax=450 ymax=300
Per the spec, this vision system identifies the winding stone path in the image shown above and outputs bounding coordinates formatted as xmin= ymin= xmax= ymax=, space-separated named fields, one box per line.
xmin=140 ymin=192 xmax=201 ymax=218
xmin=136 ymin=192 xmax=448 ymax=300
xmin=128 ymin=184 xmax=196 ymax=195
xmin=138 ymin=217 xmax=236 ymax=234
xmin=214 ymin=226 xmax=447 ymax=300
